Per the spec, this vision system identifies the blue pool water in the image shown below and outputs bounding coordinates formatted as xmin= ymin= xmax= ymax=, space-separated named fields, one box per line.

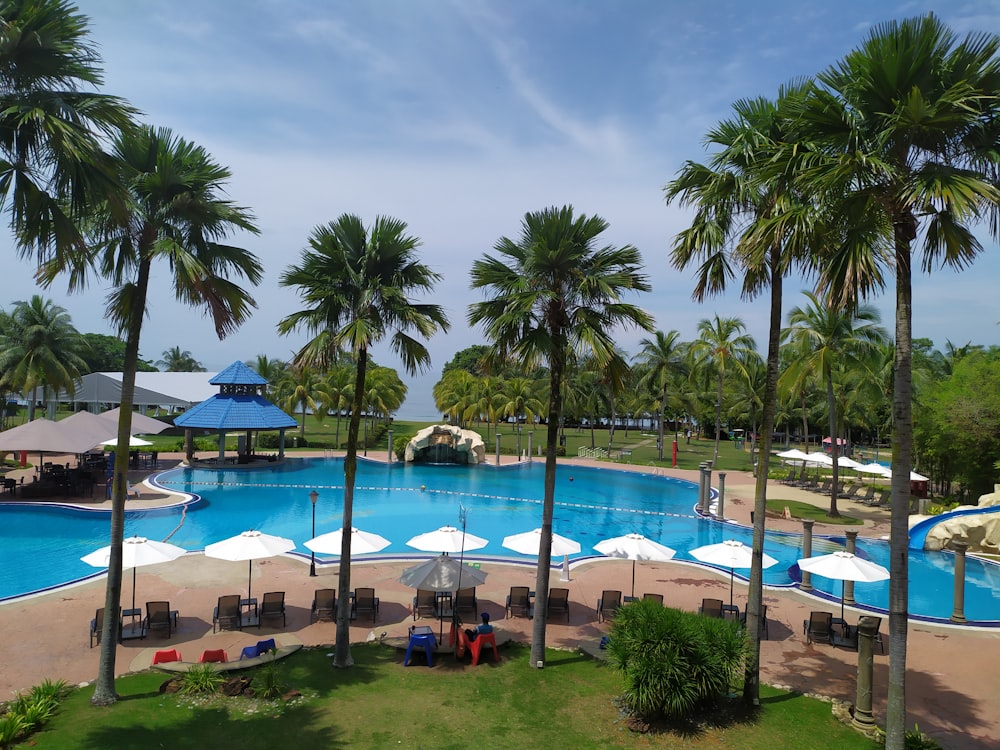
xmin=1 ymin=458 xmax=998 ymax=622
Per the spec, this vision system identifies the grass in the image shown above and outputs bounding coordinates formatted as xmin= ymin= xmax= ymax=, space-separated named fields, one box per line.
xmin=17 ymin=644 xmax=879 ymax=750
xmin=765 ymin=499 xmax=864 ymax=526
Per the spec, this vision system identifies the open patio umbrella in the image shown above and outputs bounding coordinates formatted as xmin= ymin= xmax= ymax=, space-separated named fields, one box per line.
xmin=81 ymin=535 xmax=187 ymax=611
xmin=502 ymin=528 xmax=581 ymax=557
xmin=856 ymin=462 xmax=890 ymax=475
xmin=204 ymin=530 xmax=295 ymax=601
xmin=98 ymin=435 xmax=154 ymax=448
xmin=305 ymin=527 xmax=391 ymax=556
xmin=406 ymin=525 xmax=488 ymax=555
xmin=776 ymin=449 xmax=811 ymax=462
xmin=594 ymin=533 xmax=676 ymax=598
xmin=689 ymin=539 xmax=778 ymax=605
xmin=400 ymin=554 xmax=489 ymax=639
xmin=879 ymin=468 xmax=929 ymax=481
xmin=96 ymin=407 xmax=170 ymax=435
xmin=797 ymin=550 xmax=890 ymax=620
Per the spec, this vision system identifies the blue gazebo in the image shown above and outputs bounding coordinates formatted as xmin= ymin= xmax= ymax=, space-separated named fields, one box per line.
xmin=174 ymin=361 xmax=297 ymax=464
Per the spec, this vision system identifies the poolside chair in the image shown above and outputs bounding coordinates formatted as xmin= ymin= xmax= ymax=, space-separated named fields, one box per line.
xmin=813 ymin=478 xmax=832 ymax=494
xmin=144 ymin=600 xmax=176 ymax=639
xmin=642 ymin=593 xmax=664 ymax=605
xmin=804 ymin=611 xmax=834 ymax=645
xmin=352 ymin=587 xmax=379 ymax=622
xmin=198 ymin=648 xmax=228 ymax=664
xmin=857 ymin=486 xmax=878 ymax=505
xmin=311 ymin=588 xmax=335 ymax=622
xmin=413 ymin=589 xmax=437 ymax=621
xmin=454 ymin=588 xmax=478 ymax=620
xmin=89 ymin=606 xmax=122 ymax=648
xmin=212 ymin=594 xmax=242 ymax=633
xmin=151 ymin=648 xmax=182 ymax=665
xmin=597 ymin=590 xmax=622 ymax=622
xmin=506 ymin=586 xmax=532 ymax=619
xmin=779 ymin=469 xmax=797 ymax=485
xmin=259 ymin=591 xmax=286 ymax=628
xmin=699 ymin=598 xmax=724 ymax=618
xmin=547 ymin=587 xmax=570 ymax=622
xmin=455 ymin=627 xmax=499 ymax=666
xmin=839 ymin=483 xmax=861 ymax=500
xmin=876 ymin=489 xmax=891 ymax=507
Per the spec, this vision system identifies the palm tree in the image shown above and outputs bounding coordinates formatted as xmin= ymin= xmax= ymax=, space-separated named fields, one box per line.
xmin=279 ymin=213 xmax=449 ymax=668
xmin=789 ymin=17 xmax=1000 ymax=745
xmin=635 ymin=330 xmax=684 ymax=460
xmin=689 ymin=315 xmax=757 ymax=465
xmin=56 ymin=125 xmax=261 ymax=705
xmin=495 ymin=376 xmax=543 ymax=456
xmin=469 ymin=205 xmax=652 ymax=667
xmin=316 ymin=364 xmax=352 ymax=447
xmin=1 ymin=0 xmax=136 ymax=262
xmin=276 ymin=364 xmax=322 ymax=440
xmin=248 ymin=354 xmax=288 ymax=401
xmin=0 ymin=295 xmax=88 ymax=419
xmin=780 ymin=291 xmax=886 ymax=517
xmin=156 ymin=346 xmax=205 ymax=372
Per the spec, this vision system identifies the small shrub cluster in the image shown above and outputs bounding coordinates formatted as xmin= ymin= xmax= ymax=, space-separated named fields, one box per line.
xmin=0 ymin=679 xmax=69 ymax=749
xmin=903 ymin=724 xmax=944 ymax=749
xmin=606 ymin=599 xmax=748 ymax=721
xmin=177 ymin=664 xmax=225 ymax=695
xmin=393 ymin=435 xmax=411 ymax=460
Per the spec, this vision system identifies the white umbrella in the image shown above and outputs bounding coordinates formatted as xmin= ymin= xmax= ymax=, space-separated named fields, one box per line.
xmin=204 ymin=530 xmax=295 ymax=601
xmin=878 ymin=468 xmax=928 ymax=481
xmin=81 ymin=535 xmax=187 ymax=611
xmin=776 ymin=449 xmax=811 ymax=461
xmin=305 ymin=527 xmax=391 ymax=556
xmin=400 ymin=554 xmax=489 ymax=640
xmin=856 ymin=462 xmax=890 ymax=475
xmin=98 ymin=435 xmax=154 ymax=448
xmin=502 ymin=528 xmax=581 ymax=557
xmin=797 ymin=550 xmax=890 ymax=619
xmin=594 ymin=533 xmax=676 ymax=598
xmin=805 ymin=451 xmax=833 ymax=465
xmin=836 ymin=456 xmax=862 ymax=469
xmin=689 ymin=539 xmax=779 ymax=605
xmin=407 ymin=525 xmax=488 ymax=554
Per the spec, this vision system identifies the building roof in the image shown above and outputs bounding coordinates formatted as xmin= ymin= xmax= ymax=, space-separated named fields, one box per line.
xmin=57 ymin=372 xmax=219 ymax=409
xmin=210 ymin=361 xmax=268 ymax=386
xmin=173 ymin=394 xmax=298 ymax=430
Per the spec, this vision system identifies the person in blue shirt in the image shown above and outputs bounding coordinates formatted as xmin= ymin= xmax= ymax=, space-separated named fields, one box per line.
xmin=465 ymin=612 xmax=493 ymax=642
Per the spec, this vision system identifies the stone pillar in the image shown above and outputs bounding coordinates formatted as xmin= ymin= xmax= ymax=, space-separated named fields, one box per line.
xmin=698 ymin=463 xmax=709 ymax=513
xmin=387 ymin=429 xmax=394 ymax=463
xmin=800 ymin=520 xmax=815 ymax=591
xmin=495 ymin=434 xmax=501 ymax=466
xmin=852 ymin=616 xmax=879 ymax=730
xmin=527 ymin=431 xmax=533 ymax=463
xmin=844 ymin=530 xmax=858 ymax=606
xmin=717 ymin=472 xmax=727 ymax=521
xmin=951 ymin=540 xmax=969 ymax=624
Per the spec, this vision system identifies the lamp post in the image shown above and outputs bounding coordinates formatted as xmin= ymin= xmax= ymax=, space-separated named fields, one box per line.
xmin=309 ymin=490 xmax=319 ymax=576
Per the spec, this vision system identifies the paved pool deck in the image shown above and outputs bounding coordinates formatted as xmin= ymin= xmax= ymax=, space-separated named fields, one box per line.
xmin=0 ymin=450 xmax=996 ymax=749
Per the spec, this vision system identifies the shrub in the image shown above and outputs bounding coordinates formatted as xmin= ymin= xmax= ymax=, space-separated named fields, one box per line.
xmin=254 ymin=654 xmax=285 ymax=700
xmin=257 ymin=432 xmax=280 ymax=449
xmin=9 ymin=695 xmax=57 ymax=731
xmin=177 ymin=664 xmax=225 ymax=695
xmin=393 ymin=435 xmax=411 ymax=460
xmin=606 ymin=599 xmax=748 ymax=720
xmin=28 ymin=679 xmax=70 ymax=703
xmin=0 ymin=712 xmax=27 ymax=750
xmin=904 ymin=724 xmax=943 ymax=749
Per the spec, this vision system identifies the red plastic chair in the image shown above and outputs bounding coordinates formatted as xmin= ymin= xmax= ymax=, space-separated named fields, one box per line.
xmin=455 ymin=628 xmax=499 ymax=665
xmin=198 ymin=648 xmax=228 ymax=664
xmin=152 ymin=649 xmax=182 ymax=665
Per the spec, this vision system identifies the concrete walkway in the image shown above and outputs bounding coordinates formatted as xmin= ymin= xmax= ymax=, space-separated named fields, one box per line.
xmin=0 ymin=450 xmax=996 ymax=749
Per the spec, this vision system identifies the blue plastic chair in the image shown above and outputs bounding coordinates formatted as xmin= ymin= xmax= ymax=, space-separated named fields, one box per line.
xmin=239 ymin=645 xmax=259 ymax=660
xmin=255 ymin=638 xmax=276 ymax=654
xmin=404 ymin=633 xmax=436 ymax=667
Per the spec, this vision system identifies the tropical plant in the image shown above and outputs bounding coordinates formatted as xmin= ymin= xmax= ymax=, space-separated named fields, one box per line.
xmin=41 ymin=124 xmax=261 ymax=706
xmin=0 ymin=296 xmax=88 ymax=419
xmin=247 ymin=354 xmax=288 ymax=401
xmin=0 ymin=712 xmax=26 ymax=750
xmin=279 ymin=213 xmax=449 ymax=668
xmin=787 ymin=16 xmax=1000 ymax=746
xmin=469 ymin=205 xmax=652 ymax=667
xmin=177 ymin=664 xmax=225 ymax=695
xmin=254 ymin=655 xmax=285 ymax=700
xmin=80 ymin=333 xmax=156 ymax=373
xmin=276 ymin=364 xmax=321 ymax=439
xmin=155 ymin=346 xmax=205 ymax=372
xmin=635 ymin=330 xmax=685 ymax=460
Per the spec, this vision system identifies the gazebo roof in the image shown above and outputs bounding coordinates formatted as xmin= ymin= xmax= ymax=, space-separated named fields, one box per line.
xmin=173 ymin=394 xmax=297 ymax=430
xmin=209 ymin=360 xmax=268 ymax=386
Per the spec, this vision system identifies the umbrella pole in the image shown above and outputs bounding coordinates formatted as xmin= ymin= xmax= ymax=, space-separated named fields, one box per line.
xmin=132 ymin=567 xmax=137 ymax=612
xmin=841 ymin=580 xmax=846 ymax=621
xmin=631 ymin=560 xmax=636 ymax=599
xmin=247 ymin=560 xmax=253 ymax=602
xmin=729 ymin=568 xmax=734 ymax=606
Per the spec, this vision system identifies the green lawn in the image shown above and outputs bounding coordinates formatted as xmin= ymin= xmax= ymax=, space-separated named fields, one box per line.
xmin=765 ymin=499 xmax=865 ymax=526
xmin=18 ymin=644 xmax=879 ymax=750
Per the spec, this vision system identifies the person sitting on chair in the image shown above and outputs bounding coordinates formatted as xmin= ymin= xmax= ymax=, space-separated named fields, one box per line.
xmin=465 ymin=612 xmax=493 ymax=642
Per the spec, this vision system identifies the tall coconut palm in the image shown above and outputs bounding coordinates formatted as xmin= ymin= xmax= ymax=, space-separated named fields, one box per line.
xmin=316 ymin=364 xmax=352 ymax=447
xmin=248 ymin=354 xmax=288 ymax=402
xmin=279 ymin=213 xmax=449 ymax=668
xmin=635 ymin=330 xmax=684 ymax=460
xmin=0 ymin=295 xmax=87 ymax=419
xmin=50 ymin=124 xmax=262 ymax=705
xmin=780 ymin=291 xmax=886 ymax=516
xmin=789 ymin=17 xmax=1000 ymax=745
xmin=1 ymin=0 xmax=136 ymax=261
xmin=495 ymin=376 xmax=544 ymax=456
xmin=277 ymin=364 xmax=321 ymax=440
xmin=469 ymin=205 xmax=653 ymax=667
xmin=155 ymin=346 xmax=205 ymax=372
xmin=689 ymin=315 xmax=757 ymax=464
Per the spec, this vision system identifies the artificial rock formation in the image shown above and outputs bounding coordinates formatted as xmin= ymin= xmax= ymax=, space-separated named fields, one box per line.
xmin=404 ymin=425 xmax=486 ymax=465
xmin=922 ymin=484 xmax=1000 ymax=553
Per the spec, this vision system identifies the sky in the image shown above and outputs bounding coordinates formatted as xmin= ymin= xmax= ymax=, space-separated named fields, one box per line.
xmin=5 ymin=0 xmax=1000 ymax=419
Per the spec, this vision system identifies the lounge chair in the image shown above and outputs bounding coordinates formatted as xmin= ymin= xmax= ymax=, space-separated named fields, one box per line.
xmin=839 ymin=483 xmax=860 ymax=499
xmin=89 ymin=607 xmax=122 ymax=648
xmin=857 ymin=486 xmax=877 ymax=505
xmin=311 ymin=588 xmax=336 ymax=622
xmin=240 ymin=638 xmax=277 ymax=660
xmin=413 ymin=589 xmax=437 ymax=621
xmin=352 ymin=587 xmax=379 ymax=622
xmin=454 ymin=588 xmax=477 ymax=620
xmin=547 ymin=587 xmax=570 ymax=622
xmin=642 ymin=593 xmax=664 ymax=605
xmin=876 ymin=489 xmax=891 ymax=507
xmin=778 ymin=469 xmax=797 ymax=485
xmin=812 ymin=478 xmax=832 ymax=494
xmin=506 ymin=586 xmax=532 ymax=619
xmin=804 ymin=611 xmax=834 ymax=644
xmin=144 ymin=600 xmax=177 ymax=638
xmin=699 ymin=597 xmax=724 ymax=618
xmin=259 ymin=591 xmax=286 ymax=628
xmin=596 ymin=590 xmax=622 ymax=622
xmin=212 ymin=594 xmax=242 ymax=633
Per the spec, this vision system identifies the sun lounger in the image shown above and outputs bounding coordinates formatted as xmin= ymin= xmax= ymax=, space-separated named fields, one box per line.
xmin=352 ymin=587 xmax=379 ymax=622
xmin=259 ymin=591 xmax=285 ymax=628
xmin=506 ymin=586 xmax=532 ymax=619
xmin=212 ymin=594 xmax=242 ymax=633
xmin=699 ymin=598 xmax=723 ymax=618
xmin=596 ymin=590 xmax=622 ymax=622
xmin=804 ymin=611 xmax=833 ymax=645
xmin=642 ymin=593 xmax=664 ymax=605
xmin=413 ymin=589 xmax=437 ymax=620
xmin=144 ymin=600 xmax=177 ymax=638
xmin=547 ymin=587 xmax=570 ymax=622
xmin=454 ymin=587 xmax=477 ymax=620
xmin=311 ymin=588 xmax=335 ymax=622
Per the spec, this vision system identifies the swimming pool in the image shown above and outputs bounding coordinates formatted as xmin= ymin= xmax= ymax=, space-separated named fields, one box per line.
xmin=1 ymin=458 xmax=997 ymax=622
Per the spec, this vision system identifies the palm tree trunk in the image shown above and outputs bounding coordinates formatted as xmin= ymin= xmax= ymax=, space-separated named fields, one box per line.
xmin=713 ymin=370 xmax=723 ymax=464
xmin=658 ymin=383 xmax=667 ymax=461
xmin=744 ymin=248 xmax=781 ymax=705
xmin=826 ymin=370 xmax=840 ymax=517
xmin=334 ymin=348 xmax=368 ymax=668
xmin=886 ymin=224 xmax=914 ymax=750
xmin=531 ymin=355 xmax=563 ymax=667
xmin=92 ymin=257 xmax=151 ymax=705
xmin=300 ymin=403 xmax=306 ymax=439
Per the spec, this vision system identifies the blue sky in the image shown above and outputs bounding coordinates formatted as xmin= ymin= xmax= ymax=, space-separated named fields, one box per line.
xmin=6 ymin=0 xmax=1000 ymax=418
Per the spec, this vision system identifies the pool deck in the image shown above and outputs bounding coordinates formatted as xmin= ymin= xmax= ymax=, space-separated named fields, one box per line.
xmin=1 ymin=450 xmax=996 ymax=749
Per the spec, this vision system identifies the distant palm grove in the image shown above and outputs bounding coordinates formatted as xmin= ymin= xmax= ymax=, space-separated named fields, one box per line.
xmin=2 ymin=3 xmax=1000 ymax=747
